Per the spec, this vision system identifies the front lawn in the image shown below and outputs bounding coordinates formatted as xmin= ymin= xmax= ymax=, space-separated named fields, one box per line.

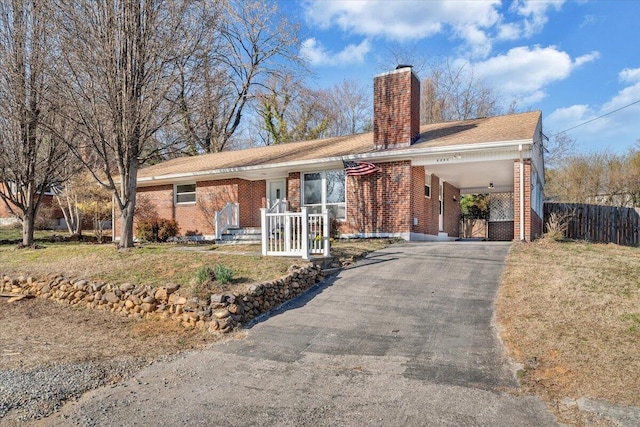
xmin=498 ymin=239 xmax=640 ymax=425
xmin=0 ymin=238 xmax=400 ymax=298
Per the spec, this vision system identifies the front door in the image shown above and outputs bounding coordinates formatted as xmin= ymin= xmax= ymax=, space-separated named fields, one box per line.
xmin=267 ymin=180 xmax=286 ymax=211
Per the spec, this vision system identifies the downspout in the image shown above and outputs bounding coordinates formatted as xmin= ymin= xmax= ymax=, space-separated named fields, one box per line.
xmin=519 ymin=144 xmax=525 ymax=241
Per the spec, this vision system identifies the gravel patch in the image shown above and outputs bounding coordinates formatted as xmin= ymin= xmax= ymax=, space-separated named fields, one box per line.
xmin=0 ymin=358 xmax=145 ymax=424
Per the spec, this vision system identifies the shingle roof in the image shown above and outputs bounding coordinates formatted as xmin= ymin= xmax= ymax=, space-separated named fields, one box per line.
xmin=137 ymin=110 xmax=540 ymax=179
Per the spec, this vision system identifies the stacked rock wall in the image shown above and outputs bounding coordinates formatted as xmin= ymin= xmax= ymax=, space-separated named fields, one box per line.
xmin=1 ymin=264 xmax=323 ymax=334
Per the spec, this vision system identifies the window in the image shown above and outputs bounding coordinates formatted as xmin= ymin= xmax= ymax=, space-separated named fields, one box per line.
xmin=425 ymin=174 xmax=431 ymax=198
xmin=175 ymin=183 xmax=196 ymax=204
xmin=303 ymin=170 xmax=346 ymax=220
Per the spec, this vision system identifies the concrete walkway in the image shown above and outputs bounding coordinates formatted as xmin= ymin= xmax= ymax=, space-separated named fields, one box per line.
xmin=45 ymin=242 xmax=558 ymax=426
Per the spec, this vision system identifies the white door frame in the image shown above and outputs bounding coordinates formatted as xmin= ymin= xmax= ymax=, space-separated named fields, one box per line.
xmin=267 ymin=179 xmax=286 ymax=210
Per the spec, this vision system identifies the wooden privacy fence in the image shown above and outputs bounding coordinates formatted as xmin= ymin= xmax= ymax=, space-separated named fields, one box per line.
xmin=544 ymin=203 xmax=640 ymax=246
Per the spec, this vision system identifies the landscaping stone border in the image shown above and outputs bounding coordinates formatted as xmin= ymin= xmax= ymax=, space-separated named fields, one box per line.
xmin=1 ymin=264 xmax=324 ymax=334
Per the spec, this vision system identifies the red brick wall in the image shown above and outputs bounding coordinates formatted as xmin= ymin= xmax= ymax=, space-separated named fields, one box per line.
xmin=425 ymin=175 xmax=439 ymax=235
xmin=488 ymin=221 xmax=514 ymax=241
xmin=373 ymin=68 xmax=420 ymax=149
xmin=410 ymin=169 xmax=455 ymax=237
xmin=343 ymin=161 xmax=412 ymax=235
xmin=410 ymin=166 xmax=427 ymax=234
xmin=115 ymin=179 xmax=266 ymax=238
xmin=287 ymin=172 xmax=301 ymax=212
xmin=513 ymin=159 xmax=533 ymax=241
xmin=237 ymin=180 xmax=265 ymax=227
xmin=443 ymin=181 xmax=461 ymax=237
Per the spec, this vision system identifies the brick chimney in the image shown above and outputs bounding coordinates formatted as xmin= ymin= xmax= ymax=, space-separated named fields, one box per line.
xmin=373 ymin=65 xmax=420 ymax=150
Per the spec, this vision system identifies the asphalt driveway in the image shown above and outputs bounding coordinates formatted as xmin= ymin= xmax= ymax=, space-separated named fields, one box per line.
xmin=44 ymin=242 xmax=558 ymax=426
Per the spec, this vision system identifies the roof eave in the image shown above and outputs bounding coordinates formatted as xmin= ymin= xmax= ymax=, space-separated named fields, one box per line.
xmin=136 ymin=138 xmax=534 ymax=184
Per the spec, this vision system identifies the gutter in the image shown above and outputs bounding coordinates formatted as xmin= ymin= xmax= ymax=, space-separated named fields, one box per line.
xmin=136 ymin=139 xmax=535 ymax=184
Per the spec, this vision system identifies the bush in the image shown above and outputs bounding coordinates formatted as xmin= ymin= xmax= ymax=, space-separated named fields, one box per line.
xmin=195 ymin=265 xmax=214 ymax=285
xmin=214 ymin=264 xmax=234 ymax=285
xmin=136 ymin=218 xmax=180 ymax=242
xmin=544 ymin=211 xmax=570 ymax=241
xmin=194 ymin=264 xmax=234 ymax=286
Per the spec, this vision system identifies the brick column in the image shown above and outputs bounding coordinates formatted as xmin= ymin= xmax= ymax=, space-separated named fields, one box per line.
xmin=513 ymin=159 xmax=532 ymax=241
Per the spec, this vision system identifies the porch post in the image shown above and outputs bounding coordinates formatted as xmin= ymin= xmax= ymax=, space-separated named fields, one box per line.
xmin=322 ymin=209 xmax=330 ymax=257
xmin=301 ymin=207 xmax=309 ymax=260
xmin=260 ymin=208 xmax=267 ymax=256
xmin=214 ymin=211 xmax=220 ymax=240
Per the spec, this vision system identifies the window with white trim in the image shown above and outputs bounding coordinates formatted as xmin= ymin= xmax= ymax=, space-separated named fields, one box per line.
xmin=302 ymin=170 xmax=346 ymax=220
xmin=425 ymin=174 xmax=431 ymax=198
xmin=175 ymin=183 xmax=196 ymax=204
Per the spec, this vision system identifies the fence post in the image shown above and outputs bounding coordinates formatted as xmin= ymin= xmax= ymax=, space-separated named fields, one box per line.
xmin=260 ymin=208 xmax=267 ymax=256
xmin=322 ymin=209 xmax=330 ymax=257
xmin=284 ymin=212 xmax=291 ymax=254
xmin=301 ymin=207 xmax=309 ymax=260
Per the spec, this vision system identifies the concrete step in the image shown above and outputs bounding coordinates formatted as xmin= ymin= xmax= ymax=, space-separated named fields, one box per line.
xmin=223 ymin=227 xmax=261 ymax=236
xmin=218 ymin=228 xmax=262 ymax=244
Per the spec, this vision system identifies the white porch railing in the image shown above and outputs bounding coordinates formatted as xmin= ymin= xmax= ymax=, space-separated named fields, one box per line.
xmin=267 ymin=198 xmax=288 ymax=213
xmin=214 ymin=202 xmax=239 ymax=240
xmin=260 ymin=207 xmax=330 ymax=259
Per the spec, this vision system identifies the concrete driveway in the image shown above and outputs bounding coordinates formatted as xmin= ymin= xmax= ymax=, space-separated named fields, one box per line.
xmin=45 ymin=242 xmax=558 ymax=426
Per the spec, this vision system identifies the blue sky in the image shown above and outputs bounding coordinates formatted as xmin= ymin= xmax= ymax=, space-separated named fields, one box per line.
xmin=280 ymin=0 xmax=640 ymax=154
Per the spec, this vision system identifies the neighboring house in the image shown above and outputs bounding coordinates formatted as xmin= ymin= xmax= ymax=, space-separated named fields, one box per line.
xmin=117 ymin=66 xmax=545 ymax=242
xmin=0 ymin=184 xmax=65 ymax=228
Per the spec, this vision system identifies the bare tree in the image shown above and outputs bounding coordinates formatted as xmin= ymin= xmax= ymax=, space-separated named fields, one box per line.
xmin=325 ymin=79 xmax=371 ymax=136
xmin=422 ymin=59 xmax=499 ymax=123
xmin=53 ymin=170 xmax=112 ymax=239
xmin=545 ymin=152 xmax=640 ymax=206
xmin=0 ymin=0 xmax=71 ymax=246
xmin=379 ymin=50 xmax=501 ymax=124
xmin=543 ymin=131 xmax=576 ymax=169
xmin=256 ymin=73 xmax=335 ymax=145
xmin=54 ymin=0 xmax=204 ymax=248
xmin=175 ymin=0 xmax=301 ymax=154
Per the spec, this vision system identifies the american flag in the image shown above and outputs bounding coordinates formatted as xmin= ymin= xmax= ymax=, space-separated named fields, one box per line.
xmin=343 ymin=160 xmax=380 ymax=176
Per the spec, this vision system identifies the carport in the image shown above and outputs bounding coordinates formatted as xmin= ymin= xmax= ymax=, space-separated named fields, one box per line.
xmin=412 ymin=134 xmax=545 ymax=241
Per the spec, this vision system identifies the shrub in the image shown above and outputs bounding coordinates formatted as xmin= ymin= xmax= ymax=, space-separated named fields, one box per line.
xmin=544 ymin=211 xmax=570 ymax=241
xmin=136 ymin=218 xmax=180 ymax=242
xmin=195 ymin=265 xmax=214 ymax=285
xmin=214 ymin=264 xmax=234 ymax=285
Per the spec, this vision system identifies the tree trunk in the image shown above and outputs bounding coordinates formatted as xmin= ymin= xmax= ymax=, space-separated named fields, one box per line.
xmin=22 ymin=208 xmax=35 ymax=247
xmin=118 ymin=164 xmax=138 ymax=249
xmin=119 ymin=203 xmax=135 ymax=249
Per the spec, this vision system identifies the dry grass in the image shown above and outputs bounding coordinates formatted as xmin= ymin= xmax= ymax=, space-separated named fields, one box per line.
xmin=0 ymin=242 xmax=299 ymax=297
xmin=0 ymin=239 xmax=399 ymax=298
xmin=331 ymin=238 xmax=402 ymax=261
xmin=0 ymin=238 xmax=399 ymax=371
xmin=498 ymin=239 xmax=640 ymax=424
xmin=0 ymin=297 xmax=219 ymax=371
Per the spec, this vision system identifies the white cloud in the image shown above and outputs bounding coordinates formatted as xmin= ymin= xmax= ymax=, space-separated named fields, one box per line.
xmin=302 ymin=0 xmax=568 ymax=60
xmin=496 ymin=22 xmax=521 ymax=41
xmin=511 ymin=0 xmax=566 ymax=37
xmin=620 ymin=67 xmax=640 ymax=83
xmin=303 ymin=0 xmax=501 ymax=56
xmin=299 ymin=38 xmax=371 ymax=67
xmin=546 ymin=104 xmax=593 ymax=130
xmin=574 ymin=51 xmax=601 ymax=67
xmin=455 ymin=24 xmax=492 ymax=58
xmin=546 ymin=68 xmax=640 ymax=152
xmin=473 ymin=46 xmax=599 ymax=102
